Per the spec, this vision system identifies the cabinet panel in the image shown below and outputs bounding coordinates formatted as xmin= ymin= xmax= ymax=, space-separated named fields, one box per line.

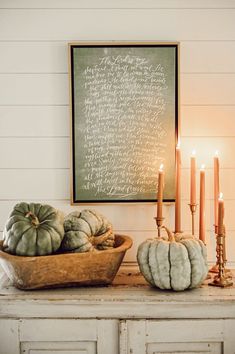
xmin=147 ymin=341 xmax=222 ymax=354
xmin=19 ymin=319 xmax=118 ymax=354
xmin=19 ymin=319 xmax=97 ymax=342
xmin=125 ymin=320 xmax=235 ymax=354
xmin=0 ymin=319 xmax=19 ymax=354
xmin=21 ymin=341 xmax=96 ymax=354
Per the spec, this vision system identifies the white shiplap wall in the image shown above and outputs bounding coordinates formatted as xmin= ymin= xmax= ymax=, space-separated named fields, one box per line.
xmin=0 ymin=0 xmax=235 ymax=267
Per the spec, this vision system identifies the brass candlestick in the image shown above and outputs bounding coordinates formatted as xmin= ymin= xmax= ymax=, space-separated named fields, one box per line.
xmin=154 ymin=216 xmax=164 ymax=237
xmin=209 ymin=224 xmax=219 ymax=273
xmin=188 ymin=203 xmax=197 ymax=236
xmin=209 ymin=229 xmax=233 ymax=288
xmin=209 ymin=225 xmax=232 ymax=276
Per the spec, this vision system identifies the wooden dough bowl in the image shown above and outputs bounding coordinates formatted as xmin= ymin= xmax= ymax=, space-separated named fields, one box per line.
xmin=0 ymin=234 xmax=132 ymax=290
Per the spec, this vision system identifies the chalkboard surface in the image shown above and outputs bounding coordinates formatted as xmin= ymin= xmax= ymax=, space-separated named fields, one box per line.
xmin=70 ymin=43 xmax=178 ymax=203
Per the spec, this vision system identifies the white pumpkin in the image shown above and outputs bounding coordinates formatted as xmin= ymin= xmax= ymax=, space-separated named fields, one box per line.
xmin=137 ymin=226 xmax=208 ymax=291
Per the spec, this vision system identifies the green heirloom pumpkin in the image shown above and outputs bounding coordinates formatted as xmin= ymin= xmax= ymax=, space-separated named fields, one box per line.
xmin=137 ymin=226 xmax=208 ymax=291
xmin=3 ymin=202 xmax=64 ymax=256
xmin=61 ymin=209 xmax=115 ymax=253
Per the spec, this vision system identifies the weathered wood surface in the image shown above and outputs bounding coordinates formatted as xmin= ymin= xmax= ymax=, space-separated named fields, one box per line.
xmin=0 ymin=235 xmax=132 ymax=290
xmin=0 ymin=270 xmax=234 ymax=320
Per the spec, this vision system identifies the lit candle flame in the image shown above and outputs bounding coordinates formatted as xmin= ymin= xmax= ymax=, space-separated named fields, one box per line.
xmin=200 ymin=164 xmax=205 ymax=170
xmin=215 ymin=150 xmax=219 ymax=157
xmin=159 ymin=163 xmax=164 ymax=171
xmin=192 ymin=149 xmax=196 ymax=156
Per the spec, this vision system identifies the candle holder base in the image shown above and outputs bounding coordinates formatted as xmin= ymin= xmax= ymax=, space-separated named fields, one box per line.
xmin=209 ymin=264 xmax=233 ymax=279
xmin=209 ymin=273 xmax=233 ymax=288
xmin=154 ymin=217 xmax=165 ymax=237
xmin=188 ymin=203 xmax=197 ymax=236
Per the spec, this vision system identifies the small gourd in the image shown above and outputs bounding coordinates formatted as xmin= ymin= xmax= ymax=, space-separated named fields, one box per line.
xmin=137 ymin=226 xmax=208 ymax=291
xmin=60 ymin=209 xmax=115 ymax=253
xmin=3 ymin=202 xmax=64 ymax=256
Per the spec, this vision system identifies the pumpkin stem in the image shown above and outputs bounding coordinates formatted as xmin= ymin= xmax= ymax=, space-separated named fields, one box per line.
xmin=25 ymin=211 xmax=40 ymax=227
xmin=161 ymin=226 xmax=175 ymax=242
xmin=91 ymin=228 xmax=112 ymax=246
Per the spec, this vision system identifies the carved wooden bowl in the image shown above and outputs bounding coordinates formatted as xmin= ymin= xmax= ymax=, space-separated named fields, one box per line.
xmin=0 ymin=234 xmax=132 ymax=290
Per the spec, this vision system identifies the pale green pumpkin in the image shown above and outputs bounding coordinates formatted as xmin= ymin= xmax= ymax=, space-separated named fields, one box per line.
xmin=3 ymin=202 xmax=64 ymax=256
xmin=137 ymin=226 xmax=208 ymax=291
xmin=61 ymin=209 xmax=115 ymax=253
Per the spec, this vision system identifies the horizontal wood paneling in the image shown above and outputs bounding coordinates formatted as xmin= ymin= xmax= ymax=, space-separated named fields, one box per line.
xmin=0 ymin=163 xmax=233 ymax=202
xmin=0 ymin=106 xmax=69 ymax=137
xmin=181 ymin=106 xmax=235 ymax=137
xmin=1 ymin=105 xmax=235 ymax=138
xmin=0 ymin=74 xmax=68 ymax=105
xmin=2 ymin=41 xmax=235 ymax=74
xmin=182 ymin=74 xmax=235 ymax=105
xmin=1 ymin=0 xmax=235 ymax=9
xmin=0 ymin=138 xmax=69 ymax=168
xmin=181 ymin=41 xmax=235 ymax=73
xmin=1 ymin=136 xmax=235 ymax=168
xmin=0 ymin=170 xmax=69 ymax=200
xmin=181 ymin=137 xmax=235 ymax=168
xmin=0 ymin=42 xmax=68 ymax=73
xmin=0 ymin=10 xmax=235 ymax=41
xmin=1 ymin=73 xmax=235 ymax=105
xmin=0 ymin=198 xmax=233 ymax=232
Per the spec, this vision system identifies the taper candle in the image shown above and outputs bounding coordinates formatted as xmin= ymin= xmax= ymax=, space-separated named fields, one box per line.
xmin=214 ymin=151 xmax=220 ymax=229
xmin=199 ymin=164 xmax=206 ymax=243
xmin=190 ymin=150 xmax=196 ymax=205
xmin=175 ymin=143 xmax=181 ymax=233
xmin=157 ymin=164 xmax=164 ymax=219
xmin=218 ymin=193 xmax=224 ymax=235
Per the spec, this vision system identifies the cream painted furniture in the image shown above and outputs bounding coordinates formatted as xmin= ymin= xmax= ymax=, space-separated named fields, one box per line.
xmin=0 ymin=272 xmax=235 ymax=354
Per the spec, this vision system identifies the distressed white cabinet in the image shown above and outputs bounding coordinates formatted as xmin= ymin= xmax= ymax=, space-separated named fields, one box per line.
xmin=125 ymin=319 xmax=235 ymax=354
xmin=0 ymin=273 xmax=235 ymax=354
xmin=0 ymin=319 xmax=118 ymax=354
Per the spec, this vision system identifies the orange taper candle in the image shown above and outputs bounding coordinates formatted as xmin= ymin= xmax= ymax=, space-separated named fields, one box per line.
xmin=199 ymin=164 xmax=206 ymax=243
xmin=175 ymin=143 xmax=181 ymax=233
xmin=157 ymin=164 xmax=164 ymax=219
xmin=218 ymin=193 xmax=224 ymax=235
xmin=190 ymin=150 xmax=196 ymax=206
xmin=214 ymin=150 xmax=220 ymax=230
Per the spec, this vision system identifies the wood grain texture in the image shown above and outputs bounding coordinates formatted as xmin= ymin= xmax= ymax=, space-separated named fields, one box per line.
xmin=0 ymin=272 xmax=235 ymax=320
xmin=0 ymin=235 xmax=132 ymax=289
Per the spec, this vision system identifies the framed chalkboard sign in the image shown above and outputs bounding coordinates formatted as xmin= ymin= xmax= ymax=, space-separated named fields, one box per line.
xmin=69 ymin=42 xmax=179 ymax=203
